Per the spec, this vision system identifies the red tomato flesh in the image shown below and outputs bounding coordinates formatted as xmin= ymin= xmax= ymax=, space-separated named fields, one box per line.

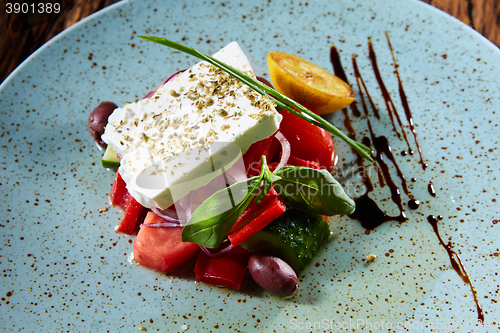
xmin=133 ymin=212 xmax=200 ymax=273
xmin=279 ymin=110 xmax=335 ymax=171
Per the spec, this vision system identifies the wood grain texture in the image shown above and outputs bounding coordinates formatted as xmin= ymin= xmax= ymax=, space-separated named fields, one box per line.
xmin=424 ymin=0 xmax=500 ymax=46
xmin=422 ymin=0 xmax=472 ymax=25
xmin=470 ymin=0 xmax=500 ymax=46
xmin=0 ymin=0 xmax=119 ymax=82
xmin=1 ymin=0 xmax=499 ymax=83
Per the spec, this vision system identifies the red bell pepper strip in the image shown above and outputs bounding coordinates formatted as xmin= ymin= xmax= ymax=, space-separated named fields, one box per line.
xmin=231 ymin=187 xmax=279 ymax=231
xmin=228 ymin=190 xmax=286 ymax=247
xmin=243 ymin=132 xmax=280 ymax=177
xmin=109 ymin=171 xmax=129 ymax=207
xmin=115 ymin=199 xmax=148 ymax=235
xmin=283 ymin=153 xmax=321 ymax=169
xmin=267 ymin=162 xmax=296 ymax=173
xmin=194 ymin=246 xmax=250 ymax=289
xmin=109 ymin=171 xmax=147 ymax=235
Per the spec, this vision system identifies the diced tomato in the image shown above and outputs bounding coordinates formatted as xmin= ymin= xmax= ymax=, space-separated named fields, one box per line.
xmin=228 ymin=188 xmax=286 ymax=246
xmin=133 ymin=212 xmax=200 ymax=273
xmin=110 ymin=171 xmax=147 ymax=235
xmin=279 ymin=110 xmax=335 ymax=171
xmin=243 ymin=132 xmax=280 ymax=177
xmin=194 ymin=246 xmax=250 ymax=289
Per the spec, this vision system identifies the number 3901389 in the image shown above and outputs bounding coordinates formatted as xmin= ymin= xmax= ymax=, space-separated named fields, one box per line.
xmin=5 ymin=2 xmax=61 ymax=14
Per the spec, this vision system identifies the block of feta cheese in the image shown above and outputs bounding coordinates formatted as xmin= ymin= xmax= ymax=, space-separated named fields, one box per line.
xmin=101 ymin=42 xmax=282 ymax=209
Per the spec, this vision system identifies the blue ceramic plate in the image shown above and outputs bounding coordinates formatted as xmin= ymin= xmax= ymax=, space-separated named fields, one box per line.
xmin=1 ymin=0 xmax=498 ymax=331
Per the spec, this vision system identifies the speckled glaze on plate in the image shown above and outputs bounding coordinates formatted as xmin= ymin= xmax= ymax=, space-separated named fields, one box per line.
xmin=1 ymin=0 xmax=499 ymax=332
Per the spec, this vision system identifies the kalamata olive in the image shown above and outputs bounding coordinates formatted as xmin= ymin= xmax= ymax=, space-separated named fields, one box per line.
xmin=248 ymin=253 xmax=297 ymax=297
xmin=88 ymin=101 xmax=118 ymax=148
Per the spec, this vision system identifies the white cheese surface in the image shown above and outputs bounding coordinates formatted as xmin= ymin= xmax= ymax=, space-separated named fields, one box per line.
xmin=102 ymin=42 xmax=282 ymax=209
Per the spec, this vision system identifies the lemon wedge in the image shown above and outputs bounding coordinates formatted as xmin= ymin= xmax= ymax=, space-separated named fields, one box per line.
xmin=267 ymin=51 xmax=355 ymax=114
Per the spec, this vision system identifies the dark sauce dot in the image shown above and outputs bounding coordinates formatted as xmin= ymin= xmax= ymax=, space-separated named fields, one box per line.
xmin=401 ymin=150 xmax=408 ymax=156
xmin=408 ymin=199 xmax=420 ymax=209
xmin=428 ymin=181 xmax=436 ymax=197
xmin=410 ymin=177 xmax=417 ymax=182
xmin=427 ymin=214 xmax=437 ymax=225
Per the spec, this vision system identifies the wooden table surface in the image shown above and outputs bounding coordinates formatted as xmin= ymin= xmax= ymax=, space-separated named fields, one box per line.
xmin=1 ymin=0 xmax=499 ymax=83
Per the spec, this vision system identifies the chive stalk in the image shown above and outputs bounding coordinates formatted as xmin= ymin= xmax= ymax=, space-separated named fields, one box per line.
xmin=138 ymin=36 xmax=373 ymax=162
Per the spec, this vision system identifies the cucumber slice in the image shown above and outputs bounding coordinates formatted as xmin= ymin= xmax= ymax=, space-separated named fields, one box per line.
xmin=102 ymin=145 xmax=120 ymax=170
xmin=242 ymin=209 xmax=331 ymax=273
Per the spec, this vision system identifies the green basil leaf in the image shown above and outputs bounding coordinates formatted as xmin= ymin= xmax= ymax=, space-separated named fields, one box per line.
xmin=263 ymin=168 xmax=282 ymax=184
xmin=181 ymin=176 xmax=261 ymax=248
xmin=274 ymin=166 xmax=355 ymax=216
xmin=254 ymin=177 xmax=272 ymax=205
xmin=254 ymin=156 xmax=281 ymax=205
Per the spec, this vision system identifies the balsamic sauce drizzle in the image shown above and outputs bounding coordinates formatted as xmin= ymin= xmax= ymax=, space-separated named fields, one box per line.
xmin=427 ymin=215 xmax=484 ymax=323
xmin=330 ymin=33 xmax=483 ymax=321
xmin=352 ymin=53 xmax=409 ymax=228
xmin=385 ymin=32 xmax=428 ymax=170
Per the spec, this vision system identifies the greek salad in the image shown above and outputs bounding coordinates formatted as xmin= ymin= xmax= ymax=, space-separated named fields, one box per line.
xmin=88 ymin=38 xmax=367 ymax=296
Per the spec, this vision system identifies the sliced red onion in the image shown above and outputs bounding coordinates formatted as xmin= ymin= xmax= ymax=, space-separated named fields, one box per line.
xmin=151 ymin=207 xmax=181 ymax=224
xmin=199 ymin=242 xmax=234 ymax=258
xmin=274 ymin=131 xmax=291 ymax=172
xmin=142 ymin=70 xmax=185 ymax=99
xmin=225 ymin=169 xmax=248 ymax=184
xmin=172 ymin=190 xmax=194 ymax=225
xmin=164 ymin=70 xmax=185 ymax=84
xmin=185 ymin=206 xmax=192 ymax=223
xmin=143 ymin=91 xmax=155 ymax=99
xmin=140 ymin=222 xmax=182 ymax=228
xmin=184 ymin=191 xmax=193 ymax=223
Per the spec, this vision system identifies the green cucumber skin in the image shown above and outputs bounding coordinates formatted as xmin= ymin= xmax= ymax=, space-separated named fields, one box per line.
xmin=101 ymin=146 xmax=120 ymax=170
xmin=102 ymin=159 xmax=119 ymax=170
xmin=244 ymin=209 xmax=331 ymax=273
